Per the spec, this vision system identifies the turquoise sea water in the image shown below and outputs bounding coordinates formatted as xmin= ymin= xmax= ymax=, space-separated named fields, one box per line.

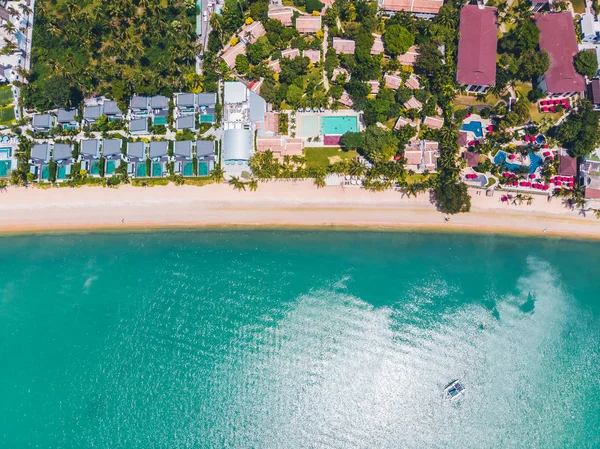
xmin=1 ymin=231 xmax=599 ymax=448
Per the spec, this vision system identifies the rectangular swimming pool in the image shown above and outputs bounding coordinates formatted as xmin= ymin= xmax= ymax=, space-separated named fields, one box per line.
xmin=321 ymin=116 xmax=358 ymax=135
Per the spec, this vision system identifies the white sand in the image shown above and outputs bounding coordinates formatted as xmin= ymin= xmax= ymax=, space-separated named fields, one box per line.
xmin=0 ymin=181 xmax=599 ymax=239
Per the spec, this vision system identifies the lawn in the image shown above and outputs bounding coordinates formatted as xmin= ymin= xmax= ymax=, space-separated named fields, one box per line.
xmin=282 ymin=0 xmax=306 ymax=12
xmin=304 ymin=146 xmax=359 ymax=169
xmin=571 ymin=0 xmax=585 ymax=13
xmin=515 ymin=83 xmax=563 ymax=122
xmin=454 ymin=93 xmax=503 ymax=108
xmin=0 ymin=106 xmax=15 ymax=124
xmin=0 ymin=86 xmax=13 ymax=106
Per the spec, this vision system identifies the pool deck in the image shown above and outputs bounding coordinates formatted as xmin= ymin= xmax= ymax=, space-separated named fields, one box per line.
xmin=294 ymin=110 xmax=363 ymax=146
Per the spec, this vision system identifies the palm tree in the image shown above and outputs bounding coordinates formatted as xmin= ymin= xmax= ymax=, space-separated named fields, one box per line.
xmin=314 ymin=174 xmax=326 ymax=188
xmin=593 ymin=209 xmax=600 ymax=219
xmin=248 ymin=178 xmax=258 ymax=191
xmin=2 ymin=22 xmax=16 ymax=36
xmin=229 ymin=176 xmax=246 ymax=191
xmin=210 ymin=166 xmax=225 ymax=182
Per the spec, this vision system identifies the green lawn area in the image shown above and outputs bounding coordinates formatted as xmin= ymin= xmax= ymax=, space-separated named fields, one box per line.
xmin=304 ymin=146 xmax=359 ymax=168
xmin=0 ymin=86 xmax=13 ymax=106
xmin=454 ymin=93 xmax=502 ymax=108
xmin=0 ymin=106 xmax=15 ymax=124
xmin=515 ymin=82 xmax=563 ymax=122
xmin=571 ymin=0 xmax=585 ymax=13
xmin=282 ymin=0 xmax=306 ymax=12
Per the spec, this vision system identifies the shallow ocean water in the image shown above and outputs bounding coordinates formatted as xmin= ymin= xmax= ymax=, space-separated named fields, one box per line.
xmin=0 ymin=231 xmax=599 ymax=448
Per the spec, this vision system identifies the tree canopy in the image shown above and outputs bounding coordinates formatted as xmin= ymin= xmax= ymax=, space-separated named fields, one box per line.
xmin=383 ymin=24 xmax=414 ymax=57
xmin=574 ymin=50 xmax=598 ymax=79
xmin=556 ymin=100 xmax=600 ymax=158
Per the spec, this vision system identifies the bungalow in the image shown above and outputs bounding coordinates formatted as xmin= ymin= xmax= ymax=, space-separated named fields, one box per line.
xmin=590 ymin=78 xmax=600 ymax=110
xmin=378 ymin=0 xmax=444 ymax=19
xmin=29 ymin=143 xmax=51 ymax=181
xmin=559 ymin=153 xmax=578 ymax=177
xmin=31 ymin=113 xmax=56 ymax=132
xmin=384 ymin=74 xmax=403 ymax=89
xmin=256 ymin=135 xmax=304 ymax=162
xmin=148 ymin=141 xmax=169 ymax=177
xmin=339 ymin=91 xmax=354 ymax=107
xmin=405 ymin=74 xmax=420 ymax=90
xmin=296 ymin=15 xmax=322 ymax=34
xmin=404 ymin=96 xmax=423 ymax=110
xmin=367 ymin=80 xmax=380 ymax=95
xmin=332 ymin=38 xmax=356 ymax=54
xmin=398 ymin=45 xmax=419 ymax=66
xmin=268 ymin=7 xmax=293 ymax=26
xmin=176 ymin=115 xmax=196 ymax=131
xmin=457 ymin=5 xmax=498 ymax=93
xmin=536 ymin=13 xmax=585 ymax=97
xmin=282 ymin=48 xmax=300 ymax=59
xmin=57 ymin=108 xmax=78 ymax=130
xmin=83 ymin=105 xmax=103 ymax=125
xmin=221 ymin=42 xmax=247 ymax=68
xmin=103 ymin=100 xmax=123 ymax=120
xmin=151 ymin=95 xmax=169 ymax=125
xmin=423 ymin=115 xmax=444 ymax=129
xmin=371 ymin=34 xmax=385 ymax=55
xmin=126 ymin=141 xmax=147 ymax=177
xmin=173 ymin=140 xmax=194 ymax=176
xmin=53 ymin=143 xmax=74 ymax=181
xmin=196 ymin=140 xmax=215 ymax=175
xmin=102 ymin=139 xmax=122 ymax=175
xmin=268 ymin=59 xmax=281 ymax=73
xmin=303 ymin=49 xmax=321 ymax=64
xmin=240 ymin=21 xmax=266 ymax=44
xmin=80 ymin=139 xmax=102 ymax=175
xmin=404 ymin=140 xmax=440 ymax=173
xmin=129 ymin=117 xmax=149 ymax=134
xmin=176 ymin=93 xmax=197 ymax=114
xmin=394 ymin=116 xmax=418 ymax=130
xmin=129 ymin=95 xmax=150 ymax=116
xmin=198 ymin=92 xmax=217 ymax=123
xmin=463 ymin=151 xmax=480 ymax=167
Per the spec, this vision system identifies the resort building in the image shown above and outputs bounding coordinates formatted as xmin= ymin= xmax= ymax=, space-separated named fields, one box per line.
xmin=332 ymin=38 xmax=356 ymax=54
xmin=423 ymin=115 xmax=444 ymax=129
xmin=29 ymin=143 xmax=51 ymax=181
xmin=296 ymin=15 xmax=322 ymax=34
xmin=196 ymin=140 xmax=216 ymax=176
xmin=371 ymin=34 xmax=385 ymax=55
xmin=339 ymin=91 xmax=354 ymax=107
xmin=129 ymin=117 xmax=149 ymax=134
xmin=102 ymin=139 xmax=122 ymax=176
xmin=559 ymin=152 xmax=578 ymax=177
xmin=126 ymin=141 xmax=147 ymax=177
xmin=404 ymin=96 xmax=423 ymax=110
xmin=536 ymin=13 xmax=586 ymax=97
xmin=463 ymin=150 xmax=480 ymax=167
xmin=103 ymin=101 xmax=123 ymax=120
xmin=0 ymin=136 xmax=17 ymax=178
xmin=80 ymin=139 xmax=101 ymax=175
xmin=81 ymin=99 xmax=123 ymax=126
xmin=56 ymin=108 xmax=78 ymax=130
xmin=83 ymin=105 xmax=103 ymax=125
xmin=221 ymin=42 xmax=247 ymax=68
xmin=173 ymin=140 xmax=194 ymax=176
xmin=151 ymin=95 xmax=169 ymax=125
xmin=303 ymin=49 xmax=321 ymax=64
xmin=590 ymin=78 xmax=600 ymax=110
xmin=405 ymin=74 xmax=420 ymax=90
xmin=239 ymin=21 xmax=266 ymax=45
xmin=268 ymin=7 xmax=293 ymax=26
xmin=580 ymin=13 xmax=599 ymax=43
xmin=404 ymin=140 xmax=440 ymax=173
xmin=256 ymin=136 xmax=304 ymax=162
xmin=176 ymin=115 xmax=196 ymax=131
xmin=53 ymin=143 xmax=74 ymax=181
xmin=384 ymin=74 xmax=403 ymax=89
xmin=268 ymin=59 xmax=281 ymax=73
xmin=282 ymin=48 xmax=300 ymax=59
xmin=368 ymin=80 xmax=380 ymax=95
xmin=31 ymin=113 xmax=56 ymax=132
xmin=457 ymin=5 xmax=498 ymax=93
xmin=378 ymin=0 xmax=444 ymax=18
xmin=222 ymin=81 xmax=268 ymax=167
xmin=394 ymin=116 xmax=418 ymax=130
xmin=149 ymin=141 xmax=169 ymax=177
xmin=398 ymin=45 xmax=419 ymax=66
xmin=129 ymin=95 xmax=150 ymax=116
xmin=198 ymin=92 xmax=217 ymax=123
xmin=176 ymin=93 xmax=196 ymax=114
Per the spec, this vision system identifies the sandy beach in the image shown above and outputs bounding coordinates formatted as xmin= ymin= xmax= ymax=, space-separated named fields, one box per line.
xmin=0 ymin=181 xmax=599 ymax=239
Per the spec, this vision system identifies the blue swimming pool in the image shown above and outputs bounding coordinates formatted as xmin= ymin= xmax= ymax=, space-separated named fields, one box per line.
xmin=461 ymin=121 xmax=483 ymax=138
xmin=494 ymin=151 xmax=543 ymax=174
xmin=321 ymin=116 xmax=358 ymax=135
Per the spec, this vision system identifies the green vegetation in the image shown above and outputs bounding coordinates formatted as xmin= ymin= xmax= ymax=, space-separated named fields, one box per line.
xmin=0 ymin=86 xmax=13 ymax=106
xmin=23 ymin=0 xmax=198 ymax=110
xmin=555 ymin=100 xmax=600 ymax=158
xmin=574 ymin=50 xmax=597 ymax=79
xmin=0 ymin=106 xmax=15 ymax=124
xmin=304 ymin=146 xmax=359 ymax=169
xmin=383 ymin=24 xmax=414 ymax=57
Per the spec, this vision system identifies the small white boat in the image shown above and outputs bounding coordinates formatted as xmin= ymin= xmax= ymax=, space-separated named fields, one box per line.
xmin=444 ymin=380 xmax=465 ymax=400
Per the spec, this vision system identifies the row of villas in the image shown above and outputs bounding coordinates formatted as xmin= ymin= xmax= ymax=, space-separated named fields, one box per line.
xmin=457 ymin=5 xmax=584 ymax=98
xmin=30 ymin=93 xmax=217 ymax=135
xmin=29 ymin=139 xmax=215 ymax=182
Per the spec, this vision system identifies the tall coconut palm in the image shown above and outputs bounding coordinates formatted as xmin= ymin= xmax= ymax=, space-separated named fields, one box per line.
xmin=248 ymin=178 xmax=258 ymax=191
xmin=229 ymin=176 xmax=246 ymax=191
xmin=210 ymin=166 xmax=225 ymax=182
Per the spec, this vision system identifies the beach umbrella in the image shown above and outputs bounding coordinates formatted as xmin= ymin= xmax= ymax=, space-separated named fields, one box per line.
xmin=529 ymin=174 xmax=536 ymax=179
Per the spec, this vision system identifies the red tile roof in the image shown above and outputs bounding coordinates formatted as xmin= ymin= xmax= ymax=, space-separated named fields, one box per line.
xmin=296 ymin=15 xmax=322 ymax=33
xmin=536 ymin=13 xmax=585 ymax=94
xmin=268 ymin=7 xmax=293 ymax=26
xmin=303 ymin=49 xmax=321 ymax=64
xmin=463 ymin=151 xmax=479 ymax=167
xmin=380 ymin=0 xmax=444 ymax=14
xmin=457 ymin=5 xmax=498 ymax=87
xmin=559 ymin=154 xmax=578 ymax=176
xmin=332 ymin=38 xmax=356 ymax=54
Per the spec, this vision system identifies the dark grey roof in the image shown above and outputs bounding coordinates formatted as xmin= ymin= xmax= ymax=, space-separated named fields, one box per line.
xmin=53 ymin=143 xmax=72 ymax=161
xmin=57 ymin=108 xmax=77 ymax=123
xmin=31 ymin=143 xmax=50 ymax=161
xmin=177 ymin=93 xmax=196 ymax=107
xmin=174 ymin=140 xmax=193 ymax=158
xmin=83 ymin=105 xmax=103 ymax=120
xmin=127 ymin=141 xmax=145 ymax=159
xmin=130 ymin=95 xmax=149 ymax=109
xmin=197 ymin=92 xmax=217 ymax=107
xmin=151 ymin=95 xmax=169 ymax=109
xmin=81 ymin=139 xmax=100 ymax=157
xmin=176 ymin=115 xmax=195 ymax=130
xmin=591 ymin=79 xmax=600 ymax=104
xmin=149 ymin=141 xmax=169 ymax=158
xmin=103 ymin=100 xmax=122 ymax=116
xmin=196 ymin=140 xmax=214 ymax=157
xmin=129 ymin=117 xmax=148 ymax=133
xmin=32 ymin=114 xmax=55 ymax=128
xmin=102 ymin=139 xmax=122 ymax=157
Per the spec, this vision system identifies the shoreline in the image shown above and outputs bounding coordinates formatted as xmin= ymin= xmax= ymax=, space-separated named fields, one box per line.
xmin=0 ymin=181 xmax=599 ymax=240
